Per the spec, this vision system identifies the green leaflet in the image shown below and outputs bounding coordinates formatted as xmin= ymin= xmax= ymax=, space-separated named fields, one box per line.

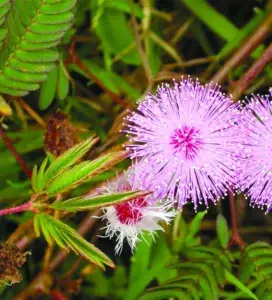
xmin=216 ymin=214 xmax=229 ymax=249
xmin=225 ymin=270 xmax=258 ymax=300
xmin=181 ymin=0 xmax=238 ymax=41
xmin=46 ymin=151 xmax=125 ymax=195
xmin=44 ymin=136 xmax=98 ymax=183
xmin=34 ymin=213 xmax=114 ymax=269
xmin=39 ymin=66 xmax=58 ymax=110
xmin=34 ymin=158 xmax=48 ymax=193
xmin=91 ymin=0 xmax=142 ymax=65
xmin=57 ymin=60 xmax=70 ymax=101
xmin=0 ymin=0 xmax=76 ymax=96
xmin=185 ymin=210 xmax=207 ymax=246
xmin=51 ymin=190 xmax=148 ymax=212
xmin=94 ymin=8 xmax=140 ymax=65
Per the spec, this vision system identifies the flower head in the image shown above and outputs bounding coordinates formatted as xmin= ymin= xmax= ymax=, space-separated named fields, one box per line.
xmin=238 ymin=91 xmax=272 ymax=212
xmin=125 ymin=78 xmax=241 ymax=210
xmin=101 ymin=169 xmax=176 ymax=254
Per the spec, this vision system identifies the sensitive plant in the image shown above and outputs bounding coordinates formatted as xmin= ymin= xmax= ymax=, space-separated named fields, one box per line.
xmin=125 ymin=78 xmax=242 ymax=210
xmin=0 ymin=137 xmax=150 ymax=280
xmin=0 ymin=1 xmax=272 ymax=300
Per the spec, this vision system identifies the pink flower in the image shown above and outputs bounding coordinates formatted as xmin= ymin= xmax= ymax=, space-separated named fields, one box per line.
xmin=125 ymin=78 xmax=241 ymax=210
xmin=238 ymin=91 xmax=272 ymax=212
xmin=101 ymin=169 xmax=176 ymax=254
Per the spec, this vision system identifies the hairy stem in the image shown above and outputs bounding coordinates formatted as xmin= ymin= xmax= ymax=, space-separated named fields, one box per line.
xmin=0 ymin=201 xmax=34 ymax=217
xmin=0 ymin=128 xmax=32 ymax=178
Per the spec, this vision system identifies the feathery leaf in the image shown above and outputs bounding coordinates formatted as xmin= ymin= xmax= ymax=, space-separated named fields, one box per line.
xmin=51 ymin=190 xmax=150 ymax=212
xmin=44 ymin=136 xmax=98 ymax=183
xmin=0 ymin=0 xmax=76 ymax=96
xmin=34 ymin=213 xmax=114 ymax=269
xmin=46 ymin=151 xmax=126 ymax=195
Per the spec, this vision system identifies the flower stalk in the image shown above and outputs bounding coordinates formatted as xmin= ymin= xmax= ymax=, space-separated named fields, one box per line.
xmin=228 ymin=189 xmax=245 ymax=249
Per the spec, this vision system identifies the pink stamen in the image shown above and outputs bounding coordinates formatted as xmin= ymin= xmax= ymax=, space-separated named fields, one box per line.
xmin=170 ymin=125 xmax=203 ymax=160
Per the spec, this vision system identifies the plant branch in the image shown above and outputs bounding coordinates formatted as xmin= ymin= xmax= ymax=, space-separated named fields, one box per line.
xmin=230 ymin=42 xmax=272 ymax=101
xmin=0 ymin=201 xmax=34 ymax=217
xmin=129 ymin=0 xmax=153 ymax=84
xmin=211 ymin=12 xmax=272 ymax=84
xmin=163 ymin=56 xmax=216 ymax=70
xmin=0 ymin=128 xmax=32 ymax=178
xmin=66 ymin=41 xmax=128 ymax=108
xmin=15 ymin=97 xmax=46 ymax=128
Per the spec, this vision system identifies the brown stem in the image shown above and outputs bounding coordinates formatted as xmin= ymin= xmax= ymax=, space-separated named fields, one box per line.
xmin=0 ymin=128 xmax=32 ymax=178
xmin=0 ymin=201 xmax=34 ymax=216
xmin=211 ymin=12 xmax=272 ymax=84
xmin=66 ymin=41 xmax=128 ymax=108
xmin=228 ymin=189 xmax=245 ymax=249
xmin=230 ymin=42 xmax=272 ymax=101
xmin=163 ymin=56 xmax=216 ymax=70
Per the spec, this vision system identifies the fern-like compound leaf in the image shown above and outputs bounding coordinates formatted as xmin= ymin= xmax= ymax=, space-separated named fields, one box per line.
xmin=0 ymin=0 xmax=76 ymax=96
xmin=239 ymin=242 xmax=272 ymax=300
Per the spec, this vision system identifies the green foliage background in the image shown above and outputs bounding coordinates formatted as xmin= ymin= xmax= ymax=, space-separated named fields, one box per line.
xmin=0 ymin=0 xmax=272 ymax=299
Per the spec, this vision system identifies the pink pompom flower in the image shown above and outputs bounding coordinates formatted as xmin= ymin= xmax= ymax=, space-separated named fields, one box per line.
xmin=125 ymin=78 xmax=242 ymax=210
xmin=101 ymin=169 xmax=176 ymax=254
xmin=238 ymin=91 xmax=272 ymax=212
